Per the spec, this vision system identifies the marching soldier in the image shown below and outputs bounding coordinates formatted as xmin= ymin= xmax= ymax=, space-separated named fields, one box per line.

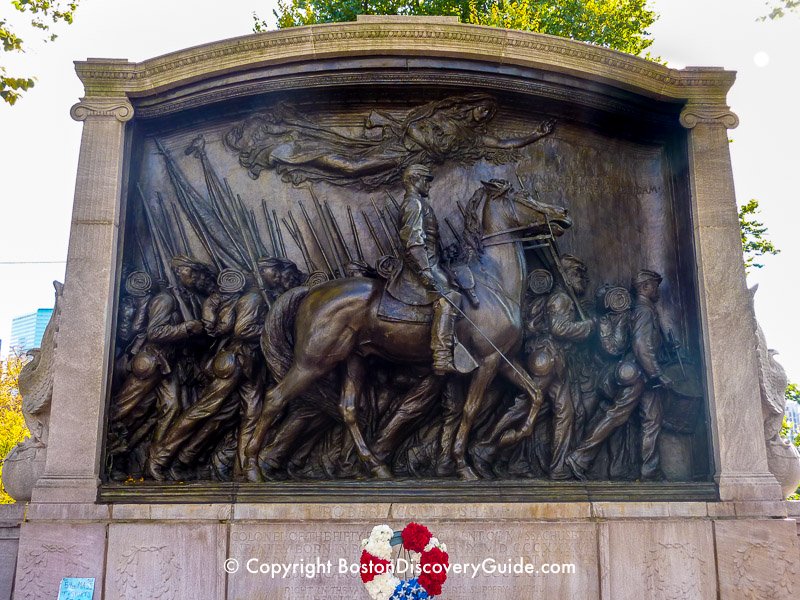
xmin=567 ymin=270 xmax=670 ymax=481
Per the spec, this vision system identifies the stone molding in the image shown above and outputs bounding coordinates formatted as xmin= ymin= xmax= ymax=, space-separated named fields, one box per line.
xmin=73 ymin=18 xmax=735 ymax=106
xmin=70 ymin=97 xmax=134 ymax=122
xmin=680 ymin=102 xmax=740 ymax=129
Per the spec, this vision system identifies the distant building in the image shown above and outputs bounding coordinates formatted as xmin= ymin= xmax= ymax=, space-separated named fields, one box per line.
xmin=785 ymin=401 xmax=800 ymax=439
xmin=9 ymin=308 xmax=53 ymax=353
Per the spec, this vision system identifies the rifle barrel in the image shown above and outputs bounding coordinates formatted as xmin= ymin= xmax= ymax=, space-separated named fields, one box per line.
xmin=325 ymin=202 xmax=352 ymax=262
xmin=298 ymin=200 xmax=335 ymax=277
xmin=361 ymin=210 xmax=387 ymax=256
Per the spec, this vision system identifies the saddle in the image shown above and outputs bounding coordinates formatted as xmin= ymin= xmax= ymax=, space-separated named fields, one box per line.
xmin=377 ymin=289 xmax=433 ymax=324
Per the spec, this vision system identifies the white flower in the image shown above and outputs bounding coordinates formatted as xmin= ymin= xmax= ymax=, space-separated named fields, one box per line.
xmin=364 ymin=573 xmax=400 ymax=600
xmin=364 ymin=524 xmax=394 ymax=560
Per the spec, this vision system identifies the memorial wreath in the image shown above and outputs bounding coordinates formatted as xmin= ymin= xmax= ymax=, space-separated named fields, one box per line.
xmin=359 ymin=523 xmax=449 ymax=599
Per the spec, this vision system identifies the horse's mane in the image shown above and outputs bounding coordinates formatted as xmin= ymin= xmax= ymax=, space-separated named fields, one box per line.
xmin=463 ymin=187 xmax=486 ymax=256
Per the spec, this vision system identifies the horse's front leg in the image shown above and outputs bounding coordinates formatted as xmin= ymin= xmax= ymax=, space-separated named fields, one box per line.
xmin=496 ymin=359 xmax=545 ymax=448
xmin=340 ymin=355 xmax=392 ymax=479
xmin=452 ymin=353 xmax=502 ymax=481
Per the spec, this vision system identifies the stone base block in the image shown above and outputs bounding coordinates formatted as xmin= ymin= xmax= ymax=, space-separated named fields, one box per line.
xmin=105 ymin=523 xmax=227 ymax=600
xmin=600 ymin=520 xmax=716 ymax=599
xmin=11 ymin=502 xmax=800 ymax=599
xmin=715 ymin=518 xmax=800 ymax=599
xmin=13 ymin=522 xmax=106 ymax=600
xmin=0 ymin=504 xmax=24 ymax=600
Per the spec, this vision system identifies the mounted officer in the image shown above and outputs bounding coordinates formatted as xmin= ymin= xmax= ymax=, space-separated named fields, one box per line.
xmin=386 ymin=164 xmax=463 ymax=375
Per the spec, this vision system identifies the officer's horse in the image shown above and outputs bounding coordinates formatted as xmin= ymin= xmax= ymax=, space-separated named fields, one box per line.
xmin=244 ymin=181 xmax=572 ymax=481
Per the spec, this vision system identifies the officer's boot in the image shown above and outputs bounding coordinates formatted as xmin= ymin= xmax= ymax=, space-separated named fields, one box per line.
xmin=431 ymin=293 xmax=460 ymax=375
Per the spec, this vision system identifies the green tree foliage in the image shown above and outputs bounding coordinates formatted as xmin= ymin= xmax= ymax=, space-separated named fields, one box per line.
xmin=0 ymin=356 xmax=29 ymax=504
xmin=787 ymin=382 xmax=800 ymax=404
xmin=739 ymin=199 xmax=779 ymax=273
xmin=759 ymin=0 xmax=799 ymax=20
xmin=1 ymin=0 xmax=80 ymax=105
xmin=262 ymin=0 xmax=657 ymax=55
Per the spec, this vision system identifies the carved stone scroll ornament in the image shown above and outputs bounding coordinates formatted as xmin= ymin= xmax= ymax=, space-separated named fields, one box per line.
xmin=679 ymin=102 xmax=739 ymax=129
xmin=1 ymin=282 xmax=63 ymax=501
xmin=70 ymin=97 xmax=134 ymax=122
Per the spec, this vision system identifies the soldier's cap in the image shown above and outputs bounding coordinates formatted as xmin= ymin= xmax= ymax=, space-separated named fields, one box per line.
xmin=170 ymin=255 xmax=218 ymax=277
xmin=633 ymin=269 xmax=663 ymax=285
xmin=257 ymin=256 xmax=297 ymax=271
xmin=560 ymin=254 xmax=587 ymax=272
xmin=404 ymin=164 xmax=434 ymax=180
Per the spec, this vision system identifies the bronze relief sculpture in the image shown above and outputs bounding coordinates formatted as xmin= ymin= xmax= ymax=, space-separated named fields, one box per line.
xmin=106 ymin=92 xmax=706 ymax=489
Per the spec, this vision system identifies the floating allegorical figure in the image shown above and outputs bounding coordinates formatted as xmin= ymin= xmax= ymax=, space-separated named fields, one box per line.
xmin=223 ymin=94 xmax=555 ymax=188
xmin=567 ymin=270 xmax=670 ymax=481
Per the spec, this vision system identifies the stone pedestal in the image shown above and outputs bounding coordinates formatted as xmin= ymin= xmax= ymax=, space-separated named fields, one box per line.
xmin=8 ymin=502 xmax=800 ymax=599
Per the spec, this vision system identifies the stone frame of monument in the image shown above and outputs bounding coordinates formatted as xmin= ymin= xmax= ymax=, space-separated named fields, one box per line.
xmin=5 ymin=16 xmax=798 ymax=600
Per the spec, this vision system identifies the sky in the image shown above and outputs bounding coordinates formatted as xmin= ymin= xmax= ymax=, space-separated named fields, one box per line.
xmin=0 ymin=0 xmax=798 ymax=381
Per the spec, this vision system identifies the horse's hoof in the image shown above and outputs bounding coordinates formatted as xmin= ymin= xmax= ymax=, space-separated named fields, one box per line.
xmin=469 ymin=444 xmax=496 ymax=479
xmin=371 ymin=465 xmax=393 ymax=479
xmin=244 ymin=460 xmax=264 ymax=483
xmin=457 ymin=465 xmax=480 ymax=481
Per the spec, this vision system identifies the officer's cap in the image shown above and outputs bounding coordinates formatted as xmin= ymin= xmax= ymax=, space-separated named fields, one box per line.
xmin=404 ymin=164 xmax=434 ymax=180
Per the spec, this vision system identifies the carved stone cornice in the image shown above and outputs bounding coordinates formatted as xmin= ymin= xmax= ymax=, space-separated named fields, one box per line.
xmin=679 ymin=102 xmax=739 ymax=129
xmin=72 ymin=18 xmax=736 ymax=108
xmin=70 ymin=97 xmax=134 ymax=122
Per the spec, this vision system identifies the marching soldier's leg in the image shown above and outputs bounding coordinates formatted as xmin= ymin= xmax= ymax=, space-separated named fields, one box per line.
xmin=236 ymin=374 xmax=264 ymax=471
xmin=639 ymin=387 xmax=665 ymax=480
xmin=549 ymin=376 xmax=576 ymax=480
xmin=147 ymin=351 xmax=241 ymax=479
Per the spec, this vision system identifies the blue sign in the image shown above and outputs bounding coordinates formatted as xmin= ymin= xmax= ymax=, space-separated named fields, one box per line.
xmin=57 ymin=578 xmax=95 ymax=600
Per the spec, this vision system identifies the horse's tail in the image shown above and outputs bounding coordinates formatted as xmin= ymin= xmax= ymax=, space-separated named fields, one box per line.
xmin=261 ymin=286 xmax=309 ymax=382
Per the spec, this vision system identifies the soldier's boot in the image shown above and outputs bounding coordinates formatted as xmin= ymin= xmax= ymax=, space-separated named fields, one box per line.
xmin=431 ymin=293 xmax=460 ymax=376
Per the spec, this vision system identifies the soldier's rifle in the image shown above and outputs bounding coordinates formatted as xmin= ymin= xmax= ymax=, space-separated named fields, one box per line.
xmin=361 ymin=210 xmax=387 ymax=256
xmin=325 ymin=202 xmax=353 ymax=262
xmin=298 ymin=200 xmax=335 ymax=277
xmin=514 ymin=174 xmax=588 ymax=322
xmin=284 ymin=211 xmax=317 ymax=273
xmin=262 ymin=200 xmax=281 ymax=258
xmin=137 ymin=184 xmax=194 ymax=322
xmin=307 ymin=187 xmax=345 ymax=277
xmin=232 ymin=195 xmax=272 ymax=309
xmin=371 ymin=199 xmax=400 ymax=257
xmin=273 ymin=209 xmax=287 ymax=258
xmin=347 ymin=206 xmax=365 ymax=263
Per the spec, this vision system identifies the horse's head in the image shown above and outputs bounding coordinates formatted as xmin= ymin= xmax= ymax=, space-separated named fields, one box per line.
xmin=478 ymin=179 xmax=572 ymax=240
